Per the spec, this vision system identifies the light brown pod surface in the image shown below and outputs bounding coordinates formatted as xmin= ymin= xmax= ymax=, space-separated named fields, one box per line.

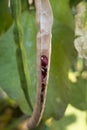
xmin=27 ymin=0 xmax=53 ymax=129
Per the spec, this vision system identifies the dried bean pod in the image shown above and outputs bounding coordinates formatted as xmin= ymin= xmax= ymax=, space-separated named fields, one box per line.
xmin=27 ymin=0 xmax=53 ymax=129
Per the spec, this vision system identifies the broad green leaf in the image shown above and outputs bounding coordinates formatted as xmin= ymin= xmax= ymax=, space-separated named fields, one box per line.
xmin=70 ymin=78 xmax=87 ymax=110
xmin=0 ymin=0 xmax=28 ymax=35
xmin=50 ymin=0 xmax=74 ymax=30
xmin=44 ymin=0 xmax=76 ymax=119
xmin=0 ymin=0 xmax=12 ymax=34
xmin=0 ymin=0 xmax=76 ymax=120
xmin=0 ymin=26 xmax=32 ymax=115
xmin=69 ymin=58 xmax=87 ymax=110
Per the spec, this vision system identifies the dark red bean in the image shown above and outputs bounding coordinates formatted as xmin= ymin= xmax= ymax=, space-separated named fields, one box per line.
xmin=41 ymin=55 xmax=48 ymax=67
xmin=41 ymin=67 xmax=47 ymax=78
xmin=40 ymin=94 xmax=43 ymax=103
xmin=42 ymin=73 xmax=47 ymax=83
xmin=41 ymin=83 xmax=45 ymax=92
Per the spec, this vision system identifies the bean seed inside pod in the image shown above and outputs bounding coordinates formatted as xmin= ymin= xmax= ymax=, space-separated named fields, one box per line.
xmin=41 ymin=55 xmax=48 ymax=67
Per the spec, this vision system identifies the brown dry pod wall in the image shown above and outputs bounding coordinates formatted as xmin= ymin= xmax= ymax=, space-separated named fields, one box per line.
xmin=27 ymin=0 xmax=53 ymax=129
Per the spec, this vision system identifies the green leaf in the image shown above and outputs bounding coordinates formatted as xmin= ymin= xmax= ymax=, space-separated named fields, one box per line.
xmin=50 ymin=0 xmax=75 ymax=30
xmin=70 ymin=77 xmax=87 ymax=110
xmin=0 ymin=0 xmax=28 ymax=35
xmin=0 ymin=0 xmax=75 ymax=120
xmin=44 ymin=0 xmax=76 ymax=119
xmin=69 ymin=0 xmax=82 ymax=7
xmin=0 ymin=26 xmax=32 ymax=115
xmin=0 ymin=0 xmax=12 ymax=34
